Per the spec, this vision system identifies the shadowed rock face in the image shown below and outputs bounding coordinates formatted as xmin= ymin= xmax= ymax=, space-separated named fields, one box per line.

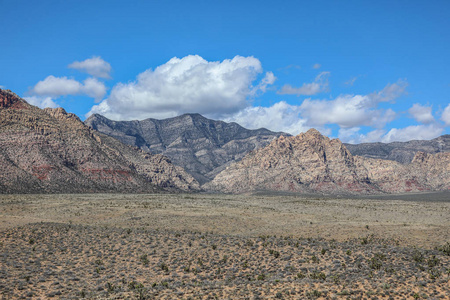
xmin=205 ymin=129 xmax=450 ymax=194
xmin=344 ymin=136 xmax=450 ymax=164
xmin=85 ymin=113 xmax=287 ymax=184
xmin=0 ymin=89 xmax=200 ymax=193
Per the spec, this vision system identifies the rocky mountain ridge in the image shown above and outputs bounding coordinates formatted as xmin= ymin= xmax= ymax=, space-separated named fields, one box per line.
xmin=344 ymin=135 xmax=450 ymax=164
xmin=85 ymin=113 xmax=450 ymax=186
xmin=85 ymin=113 xmax=287 ymax=183
xmin=0 ymin=89 xmax=199 ymax=193
xmin=205 ymin=129 xmax=450 ymax=194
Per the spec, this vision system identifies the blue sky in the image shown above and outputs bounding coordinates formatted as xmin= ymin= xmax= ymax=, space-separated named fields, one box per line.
xmin=1 ymin=0 xmax=449 ymax=143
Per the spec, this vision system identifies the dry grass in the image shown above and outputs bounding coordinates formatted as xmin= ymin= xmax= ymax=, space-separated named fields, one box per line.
xmin=0 ymin=193 xmax=449 ymax=299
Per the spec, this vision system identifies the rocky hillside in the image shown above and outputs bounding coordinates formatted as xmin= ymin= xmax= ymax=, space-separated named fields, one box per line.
xmin=0 ymin=89 xmax=199 ymax=193
xmin=345 ymin=135 xmax=450 ymax=164
xmin=205 ymin=129 xmax=450 ymax=194
xmin=85 ymin=113 xmax=286 ymax=183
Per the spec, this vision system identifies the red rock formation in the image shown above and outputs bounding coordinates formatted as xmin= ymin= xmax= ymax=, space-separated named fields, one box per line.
xmin=0 ymin=90 xmax=28 ymax=109
xmin=0 ymin=88 xmax=200 ymax=193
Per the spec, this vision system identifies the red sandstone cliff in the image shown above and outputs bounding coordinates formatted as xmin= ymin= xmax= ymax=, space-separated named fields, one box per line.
xmin=0 ymin=89 xmax=200 ymax=193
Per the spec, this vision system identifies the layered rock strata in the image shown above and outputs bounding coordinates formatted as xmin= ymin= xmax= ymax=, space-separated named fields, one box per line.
xmin=85 ymin=113 xmax=286 ymax=183
xmin=0 ymin=89 xmax=199 ymax=193
xmin=205 ymin=129 xmax=450 ymax=194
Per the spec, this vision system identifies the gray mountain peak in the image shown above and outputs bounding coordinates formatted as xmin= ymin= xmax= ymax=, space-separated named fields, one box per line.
xmin=85 ymin=113 xmax=288 ymax=183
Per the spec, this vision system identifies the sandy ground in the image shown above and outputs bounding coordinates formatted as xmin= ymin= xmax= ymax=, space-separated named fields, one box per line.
xmin=0 ymin=193 xmax=449 ymax=299
xmin=1 ymin=193 xmax=449 ymax=248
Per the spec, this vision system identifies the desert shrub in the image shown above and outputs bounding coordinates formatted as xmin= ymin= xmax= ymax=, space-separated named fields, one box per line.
xmin=160 ymin=262 xmax=169 ymax=272
xmin=140 ymin=254 xmax=149 ymax=266
xmin=310 ymin=271 xmax=326 ymax=280
xmin=437 ymin=242 xmax=450 ymax=256
xmin=427 ymin=255 xmax=440 ymax=268
xmin=368 ymin=257 xmax=382 ymax=270
xmin=412 ymin=249 xmax=424 ymax=263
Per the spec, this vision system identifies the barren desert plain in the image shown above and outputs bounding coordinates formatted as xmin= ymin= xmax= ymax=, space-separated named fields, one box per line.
xmin=1 ymin=192 xmax=449 ymax=299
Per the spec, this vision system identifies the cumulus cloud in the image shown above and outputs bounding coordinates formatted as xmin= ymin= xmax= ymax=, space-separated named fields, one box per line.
xmin=338 ymin=125 xmax=443 ymax=144
xmin=82 ymin=78 xmax=107 ymax=102
xmin=442 ymin=103 xmax=450 ymax=126
xmin=24 ymin=96 xmax=59 ymax=109
xmin=408 ymin=103 xmax=435 ymax=124
xmin=251 ymin=71 xmax=276 ymax=95
xmin=299 ymin=97 xmax=396 ymax=129
xmin=68 ymin=56 xmax=112 ymax=79
xmin=278 ymin=72 xmax=330 ymax=96
xmin=30 ymin=76 xmax=106 ymax=101
xmin=224 ymin=101 xmax=310 ymax=135
xmin=32 ymin=76 xmax=82 ymax=97
xmin=381 ymin=124 xmax=443 ymax=143
xmin=88 ymin=55 xmax=265 ymax=120
xmin=337 ymin=127 xmax=365 ymax=144
xmin=313 ymin=63 xmax=321 ymax=69
xmin=298 ymin=80 xmax=406 ymax=129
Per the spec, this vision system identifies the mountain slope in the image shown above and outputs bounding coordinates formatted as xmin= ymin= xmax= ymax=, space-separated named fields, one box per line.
xmin=85 ymin=113 xmax=287 ymax=183
xmin=344 ymin=135 xmax=450 ymax=164
xmin=0 ymin=89 xmax=199 ymax=193
xmin=205 ymin=129 xmax=450 ymax=194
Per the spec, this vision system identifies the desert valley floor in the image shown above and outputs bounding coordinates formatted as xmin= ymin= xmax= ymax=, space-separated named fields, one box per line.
xmin=1 ymin=192 xmax=449 ymax=299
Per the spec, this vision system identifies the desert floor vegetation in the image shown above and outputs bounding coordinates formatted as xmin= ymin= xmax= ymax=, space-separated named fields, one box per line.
xmin=0 ymin=192 xmax=449 ymax=299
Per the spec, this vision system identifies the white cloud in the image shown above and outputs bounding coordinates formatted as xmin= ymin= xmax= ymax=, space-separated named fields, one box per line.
xmin=225 ymin=101 xmax=310 ymax=135
xmin=278 ymin=72 xmax=330 ymax=96
xmin=298 ymin=80 xmax=406 ymax=129
xmin=299 ymin=96 xmax=396 ymax=129
xmin=368 ymin=79 xmax=408 ymax=104
xmin=251 ymin=71 xmax=276 ymax=95
xmin=313 ymin=63 xmax=321 ymax=69
xmin=339 ymin=125 xmax=443 ymax=144
xmin=0 ymin=85 xmax=5 ymax=89
xmin=32 ymin=76 xmax=82 ymax=97
xmin=442 ymin=103 xmax=450 ymax=126
xmin=381 ymin=124 xmax=443 ymax=143
xmin=82 ymin=78 xmax=107 ymax=102
xmin=338 ymin=127 xmax=364 ymax=144
xmin=30 ymin=76 xmax=106 ymax=101
xmin=68 ymin=56 xmax=112 ymax=79
xmin=88 ymin=55 xmax=264 ymax=120
xmin=408 ymin=103 xmax=435 ymax=124
xmin=24 ymin=96 xmax=59 ymax=109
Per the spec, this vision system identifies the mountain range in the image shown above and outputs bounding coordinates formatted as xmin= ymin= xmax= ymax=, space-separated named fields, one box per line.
xmin=0 ymin=89 xmax=199 ymax=193
xmin=205 ymin=129 xmax=450 ymax=194
xmin=1 ymin=88 xmax=449 ymax=195
xmin=344 ymin=135 xmax=450 ymax=164
xmin=86 ymin=113 xmax=450 ymax=185
xmin=85 ymin=113 xmax=286 ymax=184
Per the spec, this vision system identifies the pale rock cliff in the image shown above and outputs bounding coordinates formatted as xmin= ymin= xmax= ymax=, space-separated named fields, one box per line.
xmin=205 ymin=129 xmax=450 ymax=194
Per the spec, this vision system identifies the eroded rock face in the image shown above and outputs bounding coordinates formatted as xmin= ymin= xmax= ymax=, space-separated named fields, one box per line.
xmin=0 ymin=90 xmax=28 ymax=109
xmin=0 ymin=89 xmax=200 ymax=193
xmin=85 ymin=113 xmax=287 ymax=184
xmin=205 ymin=129 xmax=450 ymax=194
xmin=345 ymin=135 xmax=450 ymax=164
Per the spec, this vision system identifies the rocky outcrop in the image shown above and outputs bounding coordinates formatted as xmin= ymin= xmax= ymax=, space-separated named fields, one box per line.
xmin=205 ymin=129 xmax=450 ymax=194
xmin=85 ymin=113 xmax=287 ymax=184
xmin=345 ymin=135 xmax=450 ymax=164
xmin=0 ymin=89 xmax=200 ymax=193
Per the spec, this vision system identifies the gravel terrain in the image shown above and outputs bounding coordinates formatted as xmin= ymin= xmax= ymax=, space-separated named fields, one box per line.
xmin=1 ymin=193 xmax=449 ymax=299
